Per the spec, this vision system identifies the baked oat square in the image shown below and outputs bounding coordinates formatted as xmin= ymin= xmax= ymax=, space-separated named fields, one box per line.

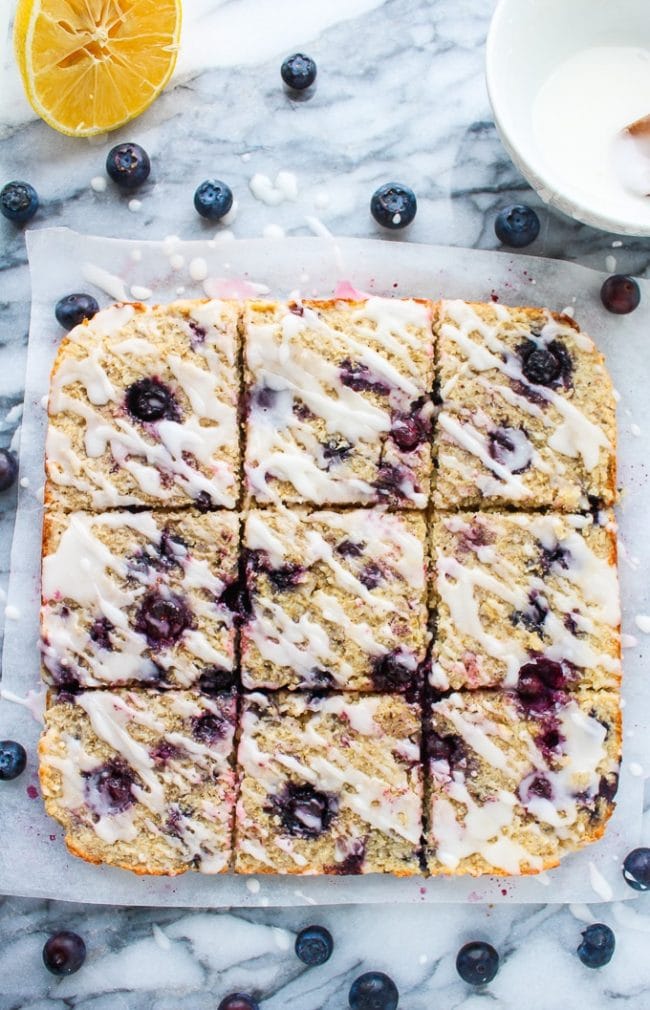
xmin=434 ymin=300 xmax=617 ymax=510
xmin=241 ymin=507 xmax=430 ymax=692
xmin=235 ymin=691 xmax=423 ymax=875
xmin=46 ymin=299 xmax=240 ymax=510
xmin=39 ymin=689 xmax=238 ymax=875
xmin=430 ymin=509 xmax=621 ymax=693
xmin=243 ymin=297 xmax=434 ymax=507
xmin=426 ymin=687 xmax=620 ymax=876
xmin=41 ymin=509 xmax=239 ymax=691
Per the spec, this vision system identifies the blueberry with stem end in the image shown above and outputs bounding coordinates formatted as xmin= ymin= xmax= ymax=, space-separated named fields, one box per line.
xmin=371 ymin=183 xmax=417 ymax=229
xmin=281 ymin=53 xmax=317 ymax=90
xmin=623 ymin=847 xmax=650 ymax=891
xmin=0 ymin=740 xmax=27 ymax=780
xmin=495 ymin=204 xmax=540 ymax=247
xmin=349 ymin=971 xmax=399 ymax=1010
xmin=194 ymin=179 xmax=233 ymax=220
xmin=456 ymin=941 xmax=499 ymax=985
xmin=106 ymin=142 xmax=150 ymax=189
xmin=295 ymin=924 xmax=334 ymax=966
xmin=0 ymin=449 xmax=18 ymax=492
xmin=55 ymin=293 xmax=99 ymax=331
xmin=217 ymin=995 xmax=259 ymax=1010
xmin=600 ymin=274 xmax=641 ymax=314
xmin=42 ymin=931 xmax=86 ymax=976
xmin=577 ymin=923 xmax=615 ymax=968
xmin=1 ymin=181 xmax=39 ymax=223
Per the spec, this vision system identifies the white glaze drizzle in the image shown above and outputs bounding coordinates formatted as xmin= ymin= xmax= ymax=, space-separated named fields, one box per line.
xmin=41 ymin=511 xmax=235 ymax=688
xmin=47 ymin=300 xmax=239 ymax=509
xmin=245 ymin=298 xmax=432 ymax=506
xmin=437 ymin=300 xmax=614 ymax=503
xmin=243 ymin=509 xmax=427 ymax=688
xmin=237 ymin=694 xmax=422 ymax=863
xmin=43 ymin=690 xmax=236 ymax=871
xmin=432 ymin=512 xmax=621 ymax=690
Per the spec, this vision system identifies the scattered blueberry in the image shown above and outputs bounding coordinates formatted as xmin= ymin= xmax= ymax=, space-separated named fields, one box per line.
xmin=455 ymin=941 xmax=500 ymax=985
xmin=295 ymin=925 xmax=334 ymax=966
xmin=42 ymin=931 xmax=86 ymax=976
xmin=577 ymin=923 xmax=615 ymax=969
xmin=370 ymin=182 xmax=417 ymax=230
xmin=519 ymin=337 xmax=572 ymax=388
xmin=494 ymin=204 xmax=540 ymax=247
xmin=194 ymin=179 xmax=234 ymax=221
xmin=135 ymin=591 xmax=191 ymax=646
xmin=0 ymin=740 xmax=27 ymax=780
xmin=1 ymin=181 xmax=39 ymax=224
xmin=217 ymin=994 xmax=259 ymax=1010
xmin=0 ymin=449 xmax=18 ymax=492
xmin=428 ymin=731 xmax=466 ymax=770
xmin=281 ymin=53 xmax=317 ymax=91
xmin=106 ymin=142 xmax=151 ymax=189
xmin=349 ymin=971 xmax=399 ymax=1010
xmin=198 ymin=666 xmax=236 ymax=694
xmin=55 ymin=293 xmax=100 ymax=331
xmin=600 ymin=274 xmax=641 ymax=314
xmin=126 ymin=378 xmax=178 ymax=422
xmin=267 ymin=564 xmax=305 ymax=592
xmin=89 ymin=616 xmax=114 ymax=651
xmin=372 ymin=651 xmax=413 ymax=691
xmin=487 ymin=426 xmax=532 ymax=474
xmin=340 ymin=359 xmax=390 ymax=395
xmin=191 ymin=711 xmax=227 ymax=745
xmin=623 ymin=847 xmax=650 ymax=891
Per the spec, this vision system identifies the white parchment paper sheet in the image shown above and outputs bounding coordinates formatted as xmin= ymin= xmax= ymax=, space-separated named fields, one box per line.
xmin=0 ymin=229 xmax=645 ymax=907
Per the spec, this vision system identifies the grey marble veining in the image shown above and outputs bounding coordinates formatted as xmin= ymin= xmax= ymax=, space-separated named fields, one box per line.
xmin=1 ymin=0 xmax=650 ymax=1007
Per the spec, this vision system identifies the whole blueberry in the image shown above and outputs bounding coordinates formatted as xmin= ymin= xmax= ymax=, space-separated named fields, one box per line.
xmin=55 ymin=293 xmax=100 ymax=331
xmin=349 ymin=971 xmax=399 ymax=1010
xmin=217 ymin=995 xmax=259 ymax=1010
xmin=577 ymin=923 xmax=615 ymax=969
xmin=194 ymin=179 xmax=234 ymax=221
xmin=42 ymin=931 xmax=86 ymax=976
xmin=494 ymin=204 xmax=540 ymax=248
xmin=371 ymin=183 xmax=417 ymax=230
xmin=126 ymin=378 xmax=178 ymax=422
xmin=281 ymin=53 xmax=317 ymax=91
xmin=295 ymin=925 xmax=334 ymax=966
xmin=1 ymin=181 xmax=39 ymax=223
xmin=0 ymin=449 xmax=18 ymax=492
xmin=0 ymin=740 xmax=27 ymax=780
xmin=623 ymin=847 xmax=650 ymax=891
xmin=600 ymin=274 xmax=641 ymax=315
xmin=456 ymin=941 xmax=499 ymax=985
xmin=106 ymin=142 xmax=151 ymax=189
xmin=135 ymin=591 xmax=190 ymax=646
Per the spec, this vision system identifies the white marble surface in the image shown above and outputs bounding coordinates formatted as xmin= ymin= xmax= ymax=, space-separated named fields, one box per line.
xmin=1 ymin=0 xmax=650 ymax=1007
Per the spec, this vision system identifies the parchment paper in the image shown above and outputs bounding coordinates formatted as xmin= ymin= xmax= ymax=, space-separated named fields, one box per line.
xmin=0 ymin=228 xmax=645 ymax=907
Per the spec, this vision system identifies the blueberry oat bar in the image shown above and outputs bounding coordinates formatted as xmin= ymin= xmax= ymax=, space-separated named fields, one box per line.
xmin=41 ymin=510 xmax=239 ymax=691
xmin=244 ymin=297 xmax=434 ymax=507
xmin=241 ymin=507 xmax=429 ymax=692
xmin=430 ymin=510 xmax=621 ymax=692
xmin=235 ymin=691 xmax=423 ymax=875
xmin=46 ymin=300 xmax=240 ymax=510
xmin=434 ymin=301 xmax=617 ymax=510
xmin=426 ymin=687 xmax=620 ymax=875
xmin=39 ymin=689 xmax=238 ymax=875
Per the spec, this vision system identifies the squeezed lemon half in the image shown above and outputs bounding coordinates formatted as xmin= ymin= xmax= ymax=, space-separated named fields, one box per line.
xmin=14 ymin=0 xmax=182 ymax=137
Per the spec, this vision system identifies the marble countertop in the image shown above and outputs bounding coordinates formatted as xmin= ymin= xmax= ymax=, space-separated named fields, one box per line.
xmin=2 ymin=1 xmax=650 ymax=1007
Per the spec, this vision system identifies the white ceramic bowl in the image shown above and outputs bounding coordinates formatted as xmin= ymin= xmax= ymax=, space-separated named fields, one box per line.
xmin=486 ymin=0 xmax=650 ymax=236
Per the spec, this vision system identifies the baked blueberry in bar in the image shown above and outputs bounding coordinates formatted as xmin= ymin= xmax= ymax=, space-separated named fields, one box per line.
xmin=39 ymin=689 xmax=238 ymax=875
xmin=426 ymin=687 xmax=620 ymax=876
xmin=41 ymin=510 xmax=239 ymax=690
xmin=241 ymin=508 xmax=430 ymax=692
xmin=46 ymin=300 xmax=240 ymax=510
xmin=235 ymin=691 xmax=423 ymax=875
xmin=434 ymin=301 xmax=617 ymax=510
xmin=244 ymin=297 xmax=435 ymax=507
xmin=430 ymin=510 xmax=621 ymax=692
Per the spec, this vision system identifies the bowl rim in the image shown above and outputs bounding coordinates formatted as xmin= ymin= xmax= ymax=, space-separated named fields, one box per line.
xmin=485 ymin=0 xmax=650 ymax=237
